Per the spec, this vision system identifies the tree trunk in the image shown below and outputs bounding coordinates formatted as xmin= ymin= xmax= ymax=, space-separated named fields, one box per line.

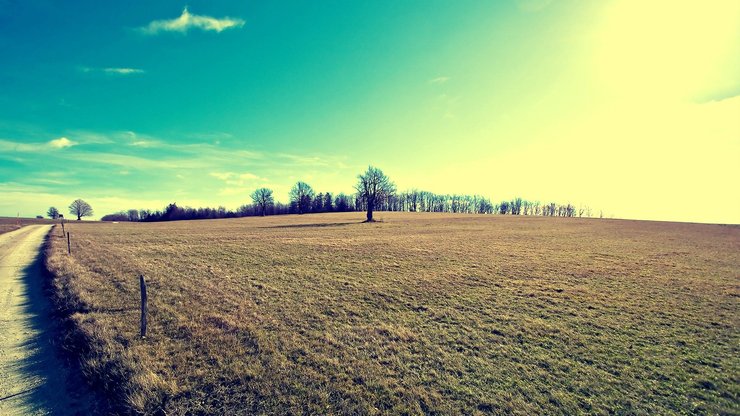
xmin=366 ymin=201 xmax=374 ymax=222
xmin=77 ymin=214 xmax=81 ymax=220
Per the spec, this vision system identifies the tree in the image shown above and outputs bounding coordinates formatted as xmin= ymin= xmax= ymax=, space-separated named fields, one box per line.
xmin=498 ymin=201 xmax=510 ymax=215
xmin=511 ymin=197 xmax=523 ymax=215
xmin=289 ymin=182 xmax=314 ymax=214
xmin=251 ymin=188 xmax=274 ymax=216
xmin=312 ymin=193 xmax=324 ymax=213
xmin=47 ymin=206 xmax=59 ymax=219
xmin=335 ymin=193 xmax=350 ymax=212
xmin=69 ymin=199 xmax=93 ymax=220
xmin=355 ymin=166 xmax=396 ymax=222
xmin=101 ymin=212 xmax=128 ymax=221
xmin=161 ymin=203 xmax=183 ymax=221
xmin=127 ymin=209 xmax=140 ymax=222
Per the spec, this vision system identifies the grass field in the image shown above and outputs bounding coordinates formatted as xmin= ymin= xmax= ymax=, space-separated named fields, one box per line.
xmin=0 ymin=216 xmax=57 ymax=235
xmin=45 ymin=213 xmax=739 ymax=414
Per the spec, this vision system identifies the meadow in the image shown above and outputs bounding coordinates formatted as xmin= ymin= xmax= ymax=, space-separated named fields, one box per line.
xmin=0 ymin=216 xmax=56 ymax=235
xmin=45 ymin=213 xmax=739 ymax=415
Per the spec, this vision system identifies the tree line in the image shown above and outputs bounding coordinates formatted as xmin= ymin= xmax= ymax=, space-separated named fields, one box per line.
xmin=80 ymin=166 xmax=596 ymax=222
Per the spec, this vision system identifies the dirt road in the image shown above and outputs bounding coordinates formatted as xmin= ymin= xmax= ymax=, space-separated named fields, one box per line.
xmin=0 ymin=225 xmax=93 ymax=415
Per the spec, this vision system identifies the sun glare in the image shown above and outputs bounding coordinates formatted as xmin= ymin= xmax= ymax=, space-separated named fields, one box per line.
xmin=596 ymin=0 xmax=740 ymax=101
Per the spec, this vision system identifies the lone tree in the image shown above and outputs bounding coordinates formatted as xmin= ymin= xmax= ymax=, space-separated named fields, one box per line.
xmin=47 ymin=206 xmax=59 ymax=219
xmin=251 ymin=188 xmax=274 ymax=216
xmin=69 ymin=199 xmax=93 ymax=220
xmin=355 ymin=166 xmax=395 ymax=222
xmin=289 ymin=182 xmax=314 ymax=214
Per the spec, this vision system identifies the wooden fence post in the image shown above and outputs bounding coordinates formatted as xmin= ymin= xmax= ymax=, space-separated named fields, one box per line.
xmin=66 ymin=232 xmax=71 ymax=255
xmin=61 ymin=218 xmax=65 ymax=237
xmin=140 ymin=275 xmax=148 ymax=338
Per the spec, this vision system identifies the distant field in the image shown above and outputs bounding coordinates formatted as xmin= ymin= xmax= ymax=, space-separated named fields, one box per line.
xmin=46 ymin=213 xmax=739 ymax=414
xmin=0 ymin=216 xmax=57 ymax=235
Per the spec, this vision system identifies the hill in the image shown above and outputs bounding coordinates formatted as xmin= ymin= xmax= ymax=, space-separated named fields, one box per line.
xmin=45 ymin=212 xmax=739 ymax=414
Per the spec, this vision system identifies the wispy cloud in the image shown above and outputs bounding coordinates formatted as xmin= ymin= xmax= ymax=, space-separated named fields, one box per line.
xmin=0 ymin=140 xmax=43 ymax=153
xmin=27 ymin=177 xmax=72 ymax=186
xmin=429 ymin=76 xmax=450 ymax=84
xmin=139 ymin=7 xmax=245 ymax=35
xmin=276 ymin=153 xmax=336 ymax=167
xmin=0 ymin=137 xmax=76 ymax=152
xmin=210 ymin=172 xmax=274 ymax=197
xmin=81 ymin=67 xmax=145 ymax=75
xmin=103 ymin=67 xmax=145 ymax=75
xmin=62 ymin=151 xmax=209 ymax=170
xmin=130 ymin=140 xmax=156 ymax=147
xmin=119 ymin=131 xmax=161 ymax=148
xmin=210 ymin=172 xmax=264 ymax=186
xmin=1 ymin=127 xmax=356 ymax=215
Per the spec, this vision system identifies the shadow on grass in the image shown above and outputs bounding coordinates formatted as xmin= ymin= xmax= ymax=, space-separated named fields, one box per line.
xmin=1 ymin=240 xmax=100 ymax=414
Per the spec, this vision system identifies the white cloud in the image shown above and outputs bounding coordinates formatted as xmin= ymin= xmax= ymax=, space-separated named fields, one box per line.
xmin=0 ymin=127 xmax=357 ymax=215
xmin=0 ymin=138 xmax=77 ymax=152
xmin=238 ymin=173 xmax=259 ymax=181
xmin=48 ymin=137 xmax=75 ymax=149
xmin=140 ymin=7 xmax=245 ymax=34
xmin=103 ymin=67 xmax=145 ymax=75
xmin=130 ymin=140 xmax=158 ymax=147
xmin=429 ymin=76 xmax=450 ymax=84
xmin=80 ymin=67 xmax=145 ymax=75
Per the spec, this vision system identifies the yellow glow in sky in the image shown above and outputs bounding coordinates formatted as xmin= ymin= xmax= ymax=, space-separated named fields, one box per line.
xmin=400 ymin=0 xmax=740 ymax=223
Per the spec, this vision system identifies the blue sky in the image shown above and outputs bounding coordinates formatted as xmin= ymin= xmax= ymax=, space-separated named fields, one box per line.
xmin=1 ymin=0 xmax=738 ymax=223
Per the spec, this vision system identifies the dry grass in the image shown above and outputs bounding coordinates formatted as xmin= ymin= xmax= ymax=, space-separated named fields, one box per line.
xmin=45 ymin=213 xmax=739 ymax=414
xmin=0 ymin=217 xmax=57 ymax=235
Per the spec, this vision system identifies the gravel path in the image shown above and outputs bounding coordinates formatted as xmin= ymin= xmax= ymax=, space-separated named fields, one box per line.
xmin=0 ymin=225 xmax=93 ymax=415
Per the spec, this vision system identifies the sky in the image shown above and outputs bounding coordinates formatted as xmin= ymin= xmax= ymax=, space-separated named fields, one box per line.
xmin=0 ymin=0 xmax=738 ymax=223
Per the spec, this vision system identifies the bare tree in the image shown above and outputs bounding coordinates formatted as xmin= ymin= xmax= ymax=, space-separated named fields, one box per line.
xmin=47 ymin=206 xmax=59 ymax=219
xmin=355 ymin=166 xmax=396 ymax=222
xmin=69 ymin=199 xmax=93 ymax=220
xmin=289 ymin=182 xmax=314 ymax=214
xmin=251 ymin=188 xmax=274 ymax=216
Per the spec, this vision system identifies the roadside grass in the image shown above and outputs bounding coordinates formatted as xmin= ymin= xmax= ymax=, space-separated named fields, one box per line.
xmin=0 ymin=217 xmax=57 ymax=235
xmin=45 ymin=213 xmax=739 ymax=414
